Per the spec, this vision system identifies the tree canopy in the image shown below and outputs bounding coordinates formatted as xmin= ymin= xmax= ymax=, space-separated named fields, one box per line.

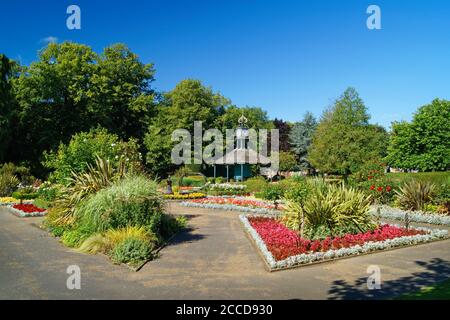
xmin=308 ymin=88 xmax=388 ymax=175
xmin=289 ymin=112 xmax=317 ymax=170
xmin=386 ymin=99 xmax=450 ymax=171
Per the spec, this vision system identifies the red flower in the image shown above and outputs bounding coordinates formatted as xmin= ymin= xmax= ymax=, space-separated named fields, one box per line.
xmin=386 ymin=186 xmax=392 ymax=192
xmin=377 ymin=186 xmax=383 ymax=192
xmin=370 ymin=185 xmax=375 ymax=190
xmin=248 ymin=218 xmax=426 ymax=261
xmin=12 ymin=204 xmax=46 ymax=214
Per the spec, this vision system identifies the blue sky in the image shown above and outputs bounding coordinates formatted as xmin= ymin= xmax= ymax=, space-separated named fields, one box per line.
xmin=2 ymin=0 xmax=450 ymax=129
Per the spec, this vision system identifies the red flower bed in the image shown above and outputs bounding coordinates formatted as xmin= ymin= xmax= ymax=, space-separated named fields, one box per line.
xmin=12 ymin=204 xmax=46 ymax=213
xmin=248 ymin=217 xmax=426 ymax=261
xmin=190 ymin=197 xmax=279 ymax=210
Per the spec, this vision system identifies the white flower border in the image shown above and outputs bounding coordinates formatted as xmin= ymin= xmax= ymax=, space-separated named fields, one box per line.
xmin=0 ymin=200 xmax=33 ymax=206
xmin=181 ymin=201 xmax=279 ymax=215
xmin=240 ymin=214 xmax=449 ymax=271
xmin=7 ymin=205 xmax=48 ymax=217
xmin=371 ymin=205 xmax=450 ymax=226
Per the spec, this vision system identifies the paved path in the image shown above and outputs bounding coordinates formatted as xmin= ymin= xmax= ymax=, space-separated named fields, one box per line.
xmin=1 ymin=203 xmax=450 ymax=300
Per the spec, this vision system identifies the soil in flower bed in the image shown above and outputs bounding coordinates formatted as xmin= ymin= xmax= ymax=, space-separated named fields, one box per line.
xmin=249 ymin=217 xmax=427 ymax=261
xmin=12 ymin=203 xmax=46 ymax=214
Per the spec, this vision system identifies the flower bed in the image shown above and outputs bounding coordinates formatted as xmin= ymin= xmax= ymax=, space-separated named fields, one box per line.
xmin=164 ymin=192 xmax=206 ymax=200
xmin=180 ymin=196 xmax=281 ymax=214
xmin=372 ymin=205 xmax=450 ymax=226
xmin=0 ymin=197 xmax=33 ymax=206
xmin=241 ymin=215 xmax=449 ymax=271
xmin=8 ymin=203 xmax=47 ymax=217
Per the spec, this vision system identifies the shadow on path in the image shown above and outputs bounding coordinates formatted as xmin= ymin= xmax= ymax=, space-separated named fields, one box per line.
xmin=328 ymin=258 xmax=450 ymax=300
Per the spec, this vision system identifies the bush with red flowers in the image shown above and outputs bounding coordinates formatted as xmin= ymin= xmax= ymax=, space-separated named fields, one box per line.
xmin=248 ymin=217 xmax=426 ymax=261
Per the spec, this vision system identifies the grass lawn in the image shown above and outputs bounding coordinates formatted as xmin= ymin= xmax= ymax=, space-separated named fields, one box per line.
xmin=387 ymin=171 xmax=450 ymax=186
xmin=397 ymin=278 xmax=450 ymax=300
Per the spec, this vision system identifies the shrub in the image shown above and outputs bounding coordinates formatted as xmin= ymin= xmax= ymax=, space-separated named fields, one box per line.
xmin=43 ymin=128 xmax=141 ymax=184
xmin=260 ymin=184 xmax=285 ymax=208
xmin=243 ymin=176 xmax=267 ymax=193
xmin=74 ymin=175 xmax=164 ymax=233
xmin=282 ymin=182 xmax=374 ymax=239
xmin=395 ymin=180 xmax=436 ymax=211
xmin=12 ymin=188 xmax=37 ymax=203
xmin=77 ymin=226 xmax=157 ymax=255
xmin=110 ymin=238 xmax=153 ymax=265
xmin=0 ymin=172 xmax=19 ymax=196
xmin=61 ymin=228 xmax=91 ymax=248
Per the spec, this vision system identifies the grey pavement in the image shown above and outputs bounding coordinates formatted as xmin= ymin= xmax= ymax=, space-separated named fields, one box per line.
xmin=1 ymin=203 xmax=450 ymax=300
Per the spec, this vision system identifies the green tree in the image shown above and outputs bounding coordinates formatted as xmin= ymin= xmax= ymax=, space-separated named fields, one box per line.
xmin=9 ymin=42 xmax=155 ymax=175
xmin=289 ymin=112 xmax=317 ymax=170
xmin=386 ymin=99 xmax=450 ymax=171
xmin=144 ymin=79 xmax=229 ymax=176
xmin=308 ymin=88 xmax=388 ymax=176
xmin=43 ymin=128 xmax=141 ymax=184
xmin=278 ymin=151 xmax=298 ymax=172
xmin=214 ymin=105 xmax=272 ymax=131
xmin=0 ymin=54 xmax=18 ymax=162
xmin=91 ymin=44 xmax=156 ymax=140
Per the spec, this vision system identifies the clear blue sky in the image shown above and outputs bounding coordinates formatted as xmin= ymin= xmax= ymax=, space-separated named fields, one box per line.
xmin=2 ymin=0 xmax=450 ymax=129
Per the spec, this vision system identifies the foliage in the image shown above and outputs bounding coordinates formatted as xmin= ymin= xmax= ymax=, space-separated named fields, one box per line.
xmin=61 ymin=227 xmax=91 ymax=248
xmin=395 ymin=180 xmax=436 ymax=211
xmin=43 ymin=128 xmax=140 ymax=184
xmin=351 ymin=161 xmax=397 ymax=204
xmin=10 ymin=42 xmax=154 ymax=172
xmin=308 ymin=88 xmax=388 ymax=175
xmin=74 ymin=175 xmax=163 ymax=234
xmin=243 ymin=176 xmax=268 ymax=194
xmin=282 ymin=182 xmax=374 ymax=239
xmin=214 ymin=105 xmax=273 ymax=132
xmin=110 ymin=238 xmax=153 ymax=265
xmin=0 ymin=55 xmax=18 ymax=163
xmin=145 ymin=79 xmax=229 ymax=176
xmin=12 ymin=189 xmax=37 ymax=203
xmin=273 ymin=118 xmax=291 ymax=152
xmin=289 ymin=112 xmax=317 ymax=171
xmin=0 ymin=171 xmax=19 ymax=196
xmin=386 ymin=99 xmax=450 ymax=171
xmin=278 ymin=151 xmax=298 ymax=172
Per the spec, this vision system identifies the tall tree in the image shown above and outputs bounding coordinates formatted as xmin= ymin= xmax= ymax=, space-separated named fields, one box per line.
xmin=289 ymin=112 xmax=317 ymax=170
xmin=0 ymin=54 xmax=17 ymax=162
xmin=214 ymin=105 xmax=272 ymax=132
xmin=91 ymin=44 xmax=156 ymax=140
xmin=308 ymin=88 xmax=388 ymax=176
xmin=386 ymin=99 xmax=450 ymax=171
xmin=273 ymin=118 xmax=291 ymax=152
xmin=10 ymin=42 xmax=156 ymax=174
xmin=145 ymin=79 xmax=230 ymax=176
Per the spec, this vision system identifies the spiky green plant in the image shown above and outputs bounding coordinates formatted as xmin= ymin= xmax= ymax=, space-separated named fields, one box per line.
xmin=0 ymin=172 xmax=19 ymax=196
xmin=395 ymin=180 xmax=436 ymax=211
xmin=282 ymin=181 xmax=373 ymax=238
xmin=50 ymin=156 xmax=127 ymax=225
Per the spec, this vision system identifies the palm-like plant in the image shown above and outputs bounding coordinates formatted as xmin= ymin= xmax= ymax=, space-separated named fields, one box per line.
xmin=395 ymin=180 xmax=436 ymax=211
xmin=51 ymin=156 xmax=128 ymax=225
